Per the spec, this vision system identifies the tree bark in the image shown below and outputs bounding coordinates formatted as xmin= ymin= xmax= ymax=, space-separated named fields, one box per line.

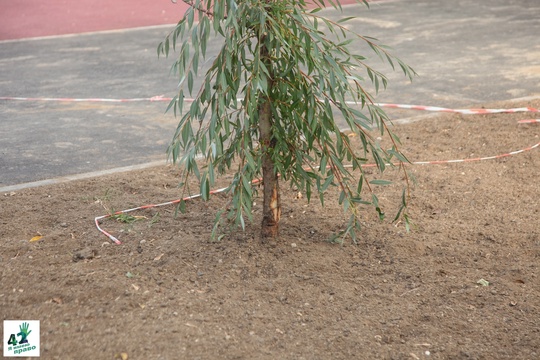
xmin=259 ymin=98 xmax=281 ymax=239
xmin=258 ymin=35 xmax=280 ymax=240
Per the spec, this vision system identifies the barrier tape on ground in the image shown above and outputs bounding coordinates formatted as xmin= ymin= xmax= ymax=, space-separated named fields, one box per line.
xmin=0 ymin=95 xmax=171 ymax=103
xmin=95 ymin=124 xmax=539 ymax=244
xmin=372 ymin=103 xmax=540 ymax=114
xmin=95 ymin=187 xmax=228 ymax=244
xmin=3 ymin=95 xmax=536 ymax=242
xmin=1 ymin=95 xmax=540 ymax=115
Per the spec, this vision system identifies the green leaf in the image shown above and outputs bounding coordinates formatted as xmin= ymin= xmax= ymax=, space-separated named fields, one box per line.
xmin=201 ymin=177 xmax=210 ymax=201
xmin=337 ymin=17 xmax=356 ymax=24
xmin=357 ymin=175 xmax=364 ymax=194
xmin=369 ymin=179 xmax=392 ymax=186
xmin=176 ymin=198 xmax=187 ymax=214
xmin=164 ymin=37 xmax=170 ymax=56
xmin=320 ymin=174 xmax=334 ymax=192
xmin=188 ymin=71 xmax=194 ymax=95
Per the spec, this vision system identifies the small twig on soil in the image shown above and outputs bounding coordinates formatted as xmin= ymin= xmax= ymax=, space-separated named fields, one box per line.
xmin=182 ymin=259 xmax=197 ymax=269
xmin=400 ymin=286 xmax=420 ymax=297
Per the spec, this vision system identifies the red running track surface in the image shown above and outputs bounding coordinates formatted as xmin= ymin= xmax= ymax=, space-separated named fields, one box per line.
xmin=0 ymin=0 xmax=360 ymax=41
xmin=0 ymin=0 xmax=188 ymax=41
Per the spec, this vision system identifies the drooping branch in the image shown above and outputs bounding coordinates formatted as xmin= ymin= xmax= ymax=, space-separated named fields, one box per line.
xmin=172 ymin=0 xmax=229 ymax=19
xmin=183 ymin=0 xmax=214 ymax=17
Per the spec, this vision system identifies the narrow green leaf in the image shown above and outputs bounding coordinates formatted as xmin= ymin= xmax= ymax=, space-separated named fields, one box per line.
xmin=369 ymin=179 xmax=392 ymax=186
xmin=201 ymin=177 xmax=210 ymax=201
xmin=320 ymin=174 xmax=334 ymax=192
xmin=337 ymin=16 xmax=356 ymax=24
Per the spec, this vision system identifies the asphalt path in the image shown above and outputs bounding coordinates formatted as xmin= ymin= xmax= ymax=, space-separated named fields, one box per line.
xmin=1 ymin=0 xmax=540 ymax=190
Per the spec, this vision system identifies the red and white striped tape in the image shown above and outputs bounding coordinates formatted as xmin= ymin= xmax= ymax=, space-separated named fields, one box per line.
xmin=1 ymin=95 xmax=537 ymax=241
xmin=8 ymin=94 xmax=533 ymax=242
xmin=411 ymin=142 xmax=539 ymax=165
xmin=95 ymin=186 xmax=228 ymax=244
xmin=1 ymin=95 xmax=540 ymax=116
xmin=0 ymin=95 xmax=171 ymax=103
xmin=96 ymin=139 xmax=539 ymax=244
xmin=372 ymin=102 xmax=540 ymax=114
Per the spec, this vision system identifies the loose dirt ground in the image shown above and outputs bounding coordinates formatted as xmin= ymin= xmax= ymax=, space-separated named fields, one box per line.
xmin=1 ymin=99 xmax=539 ymax=359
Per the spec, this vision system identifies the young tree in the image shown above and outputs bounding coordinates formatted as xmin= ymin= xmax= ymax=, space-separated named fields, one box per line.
xmin=158 ymin=0 xmax=415 ymax=241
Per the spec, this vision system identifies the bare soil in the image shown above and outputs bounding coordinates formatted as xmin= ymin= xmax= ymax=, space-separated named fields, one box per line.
xmin=1 ymin=99 xmax=539 ymax=360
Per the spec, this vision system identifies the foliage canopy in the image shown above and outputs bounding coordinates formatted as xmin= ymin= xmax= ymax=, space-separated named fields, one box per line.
xmin=159 ymin=0 xmax=415 ymax=241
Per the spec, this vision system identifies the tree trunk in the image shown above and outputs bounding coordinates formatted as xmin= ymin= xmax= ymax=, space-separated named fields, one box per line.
xmin=258 ymin=34 xmax=280 ymax=240
xmin=259 ymin=98 xmax=281 ymax=239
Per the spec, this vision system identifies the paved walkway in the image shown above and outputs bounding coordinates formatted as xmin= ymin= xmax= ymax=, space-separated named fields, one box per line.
xmin=1 ymin=0 xmax=539 ymax=189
